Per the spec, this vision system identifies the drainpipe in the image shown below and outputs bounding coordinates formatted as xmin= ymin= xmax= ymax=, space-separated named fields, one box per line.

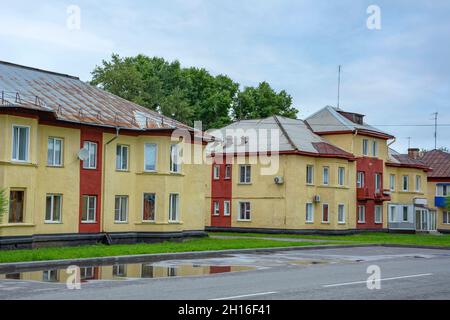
xmin=101 ymin=127 xmax=120 ymax=237
xmin=387 ymin=138 xmax=396 ymax=147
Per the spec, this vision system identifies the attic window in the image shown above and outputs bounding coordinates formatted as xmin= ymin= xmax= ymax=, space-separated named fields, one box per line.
xmin=354 ymin=115 xmax=363 ymax=125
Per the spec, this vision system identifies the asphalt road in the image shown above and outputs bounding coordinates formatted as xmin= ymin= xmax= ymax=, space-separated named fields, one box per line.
xmin=1 ymin=246 xmax=450 ymax=300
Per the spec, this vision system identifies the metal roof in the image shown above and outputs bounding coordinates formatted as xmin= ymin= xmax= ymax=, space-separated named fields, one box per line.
xmin=0 ymin=61 xmax=192 ymax=131
xmin=420 ymin=150 xmax=450 ymax=178
xmin=305 ymin=106 xmax=394 ymax=138
xmin=209 ymin=115 xmax=354 ymax=159
xmin=387 ymin=148 xmax=430 ymax=171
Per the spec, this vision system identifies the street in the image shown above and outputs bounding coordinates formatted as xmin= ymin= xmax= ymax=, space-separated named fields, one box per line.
xmin=1 ymin=246 xmax=450 ymax=300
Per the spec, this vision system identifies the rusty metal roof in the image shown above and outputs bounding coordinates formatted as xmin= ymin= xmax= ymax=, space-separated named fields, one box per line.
xmin=0 ymin=61 xmax=192 ymax=131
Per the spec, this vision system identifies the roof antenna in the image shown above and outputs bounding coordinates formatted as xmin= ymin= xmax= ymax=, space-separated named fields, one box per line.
xmin=337 ymin=65 xmax=342 ymax=110
xmin=432 ymin=112 xmax=438 ymax=150
xmin=406 ymin=137 xmax=412 ymax=149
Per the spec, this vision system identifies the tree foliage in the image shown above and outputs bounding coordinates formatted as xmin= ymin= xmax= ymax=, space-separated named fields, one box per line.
xmin=0 ymin=188 xmax=8 ymax=221
xmin=90 ymin=54 xmax=298 ymax=129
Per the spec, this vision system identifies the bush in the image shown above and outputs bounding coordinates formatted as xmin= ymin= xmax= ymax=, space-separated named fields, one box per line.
xmin=0 ymin=188 xmax=8 ymax=221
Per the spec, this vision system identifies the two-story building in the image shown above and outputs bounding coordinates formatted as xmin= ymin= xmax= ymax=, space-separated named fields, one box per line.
xmin=0 ymin=61 xmax=207 ymax=249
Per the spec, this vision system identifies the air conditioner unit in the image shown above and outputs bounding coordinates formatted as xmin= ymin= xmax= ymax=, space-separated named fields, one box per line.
xmin=313 ymin=195 xmax=321 ymax=203
xmin=274 ymin=176 xmax=284 ymax=185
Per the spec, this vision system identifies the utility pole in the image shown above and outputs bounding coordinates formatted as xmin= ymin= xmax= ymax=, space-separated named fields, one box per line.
xmin=432 ymin=112 xmax=438 ymax=150
xmin=337 ymin=65 xmax=342 ymax=109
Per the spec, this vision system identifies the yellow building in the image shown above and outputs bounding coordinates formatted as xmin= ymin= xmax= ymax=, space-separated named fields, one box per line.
xmin=0 ymin=61 xmax=206 ymax=248
xmin=206 ymin=116 xmax=358 ymax=234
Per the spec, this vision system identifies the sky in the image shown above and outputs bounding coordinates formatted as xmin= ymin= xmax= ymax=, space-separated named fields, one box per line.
xmin=0 ymin=0 xmax=449 ymax=152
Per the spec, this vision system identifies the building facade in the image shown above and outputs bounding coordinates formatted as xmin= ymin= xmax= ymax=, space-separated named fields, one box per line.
xmin=0 ymin=61 xmax=207 ymax=249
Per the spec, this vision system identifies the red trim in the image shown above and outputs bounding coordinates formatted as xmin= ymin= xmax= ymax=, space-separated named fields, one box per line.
xmin=428 ymin=178 xmax=450 ymax=182
xmin=210 ymin=150 xmax=356 ymax=161
xmin=314 ymin=129 xmax=394 ymax=140
xmin=79 ymin=127 xmax=103 ymax=233
xmin=211 ymin=161 xmax=232 ymax=228
xmin=386 ymin=162 xmax=430 ymax=172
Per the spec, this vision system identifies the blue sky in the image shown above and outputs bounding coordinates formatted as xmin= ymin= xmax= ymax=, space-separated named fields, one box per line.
xmin=0 ymin=0 xmax=449 ymax=152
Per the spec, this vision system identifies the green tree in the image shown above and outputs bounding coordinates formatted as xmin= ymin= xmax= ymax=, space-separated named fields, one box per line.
xmin=0 ymin=188 xmax=8 ymax=222
xmin=233 ymin=82 xmax=298 ymax=121
xmin=446 ymin=196 xmax=450 ymax=211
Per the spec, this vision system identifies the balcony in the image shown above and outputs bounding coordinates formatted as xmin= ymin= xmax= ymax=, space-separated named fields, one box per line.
xmin=435 ymin=196 xmax=448 ymax=208
xmin=357 ymin=188 xmax=373 ymax=201
xmin=375 ymin=189 xmax=391 ymax=202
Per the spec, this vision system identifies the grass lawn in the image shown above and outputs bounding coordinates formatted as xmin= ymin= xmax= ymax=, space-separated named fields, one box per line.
xmin=210 ymin=232 xmax=450 ymax=248
xmin=0 ymin=237 xmax=335 ymax=264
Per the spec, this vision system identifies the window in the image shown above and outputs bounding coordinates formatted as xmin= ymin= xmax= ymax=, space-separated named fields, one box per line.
xmin=239 ymin=165 xmax=251 ymax=184
xmin=80 ymin=267 xmax=95 ymax=280
xmin=213 ymin=165 xmax=220 ymax=180
xmin=306 ymin=203 xmax=314 ymax=223
xmin=323 ymin=167 xmax=329 ymax=185
xmin=143 ymin=193 xmax=156 ymax=221
xmin=45 ymin=194 xmax=62 ymax=223
xmin=170 ymin=144 xmax=181 ymax=173
xmin=225 ymin=165 xmax=232 ymax=179
xmin=437 ymin=185 xmax=449 ymax=197
xmin=322 ymin=204 xmax=329 ymax=223
xmin=415 ymin=175 xmax=421 ymax=192
xmin=358 ymin=205 xmax=366 ymax=223
xmin=47 ymin=137 xmax=63 ymax=166
xmin=82 ymin=195 xmax=96 ymax=223
xmin=362 ymin=139 xmax=369 ymax=156
xmin=113 ymin=265 xmax=127 ymax=277
xmin=114 ymin=196 xmax=128 ymax=223
xmin=402 ymin=206 xmax=409 ymax=222
xmin=402 ymin=175 xmax=409 ymax=191
xmin=224 ymin=201 xmax=231 ymax=216
xmin=116 ymin=145 xmax=129 ymax=171
xmin=82 ymin=141 xmax=97 ymax=169
xmin=213 ymin=201 xmax=220 ymax=216
xmin=372 ymin=140 xmax=378 ymax=157
xmin=12 ymin=125 xmax=30 ymax=162
xmin=144 ymin=143 xmax=157 ymax=171
xmin=357 ymin=172 xmax=365 ymax=188
xmin=443 ymin=212 xmax=450 ymax=225
xmin=375 ymin=205 xmax=383 ymax=224
xmin=306 ymin=165 xmax=314 ymax=185
xmin=9 ymin=190 xmax=25 ymax=223
xmin=338 ymin=167 xmax=345 ymax=186
xmin=169 ymin=194 xmax=180 ymax=222
xmin=390 ymin=174 xmax=396 ymax=192
xmin=239 ymin=202 xmax=251 ymax=221
xmin=338 ymin=204 xmax=345 ymax=224
xmin=42 ymin=270 xmax=59 ymax=282
xmin=375 ymin=173 xmax=382 ymax=193
xmin=389 ymin=206 xmax=397 ymax=223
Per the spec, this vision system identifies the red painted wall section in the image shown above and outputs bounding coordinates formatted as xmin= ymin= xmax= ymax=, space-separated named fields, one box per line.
xmin=356 ymin=157 xmax=384 ymax=230
xmin=211 ymin=160 xmax=232 ymax=228
xmin=79 ymin=127 xmax=103 ymax=234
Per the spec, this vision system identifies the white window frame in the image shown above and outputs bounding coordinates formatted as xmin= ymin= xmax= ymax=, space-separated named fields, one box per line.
xmin=338 ymin=204 xmax=346 ymax=224
xmin=389 ymin=205 xmax=397 ymax=223
xmin=305 ymin=203 xmax=314 ymax=223
xmin=338 ymin=167 xmax=345 ymax=186
xmin=169 ymin=193 xmax=180 ymax=222
xmin=402 ymin=175 xmax=409 ymax=192
xmin=225 ymin=165 xmax=232 ymax=179
xmin=213 ymin=201 xmax=220 ymax=216
xmin=322 ymin=203 xmax=329 ymax=223
xmin=224 ymin=201 xmax=231 ymax=216
xmin=402 ymin=206 xmax=409 ymax=222
xmin=239 ymin=165 xmax=251 ymax=184
xmin=116 ymin=144 xmax=129 ymax=171
xmin=306 ymin=165 xmax=314 ymax=185
xmin=323 ymin=167 xmax=329 ymax=185
xmin=415 ymin=175 xmax=421 ymax=192
xmin=375 ymin=205 xmax=383 ymax=224
xmin=443 ymin=212 xmax=450 ymax=225
xmin=142 ymin=193 xmax=156 ymax=222
xmin=47 ymin=137 xmax=64 ymax=167
xmin=372 ymin=140 xmax=378 ymax=157
xmin=45 ymin=194 xmax=62 ymax=223
xmin=82 ymin=195 xmax=97 ymax=223
xmin=357 ymin=172 xmax=365 ymax=188
xmin=362 ymin=139 xmax=369 ymax=156
xmin=213 ymin=165 xmax=220 ymax=180
xmin=390 ymin=174 xmax=396 ymax=192
xmin=82 ymin=141 xmax=97 ymax=170
xmin=358 ymin=205 xmax=366 ymax=223
xmin=170 ymin=144 xmax=182 ymax=173
xmin=144 ymin=143 xmax=158 ymax=172
xmin=436 ymin=185 xmax=449 ymax=197
xmin=375 ymin=173 xmax=382 ymax=193
xmin=11 ymin=125 xmax=30 ymax=162
xmin=238 ymin=201 xmax=251 ymax=221
xmin=114 ymin=195 xmax=129 ymax=223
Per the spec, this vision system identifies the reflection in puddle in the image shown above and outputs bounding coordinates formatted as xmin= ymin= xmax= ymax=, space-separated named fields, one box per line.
xmin=0 ymin=263 xmax=256 ymax=284
xmin=289 ymin=260 xmax=329 ymax=266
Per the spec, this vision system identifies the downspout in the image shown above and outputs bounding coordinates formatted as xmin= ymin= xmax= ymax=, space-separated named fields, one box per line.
xmin=387 ymin=138 xmax=396 ymax=147
xmin=352 ymin=129 xmax=359 ymax=154
xmin=101 ymin=127 xmax=120 ymax=238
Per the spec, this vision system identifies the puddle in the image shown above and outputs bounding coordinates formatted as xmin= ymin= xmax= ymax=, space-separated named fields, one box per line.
xmin=289 ymin=260 xmax=329 ymax=266
xmin=0 ymin=263 xmax=256 ymax=284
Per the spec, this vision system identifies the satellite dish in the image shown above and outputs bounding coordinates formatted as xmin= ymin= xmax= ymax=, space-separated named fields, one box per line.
xmin=78 ymin=148 xmax=90 ymax=161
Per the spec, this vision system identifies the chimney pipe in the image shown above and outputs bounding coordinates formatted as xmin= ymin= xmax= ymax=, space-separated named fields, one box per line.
xmin=408 ymin=148 xmax=420 ymax=160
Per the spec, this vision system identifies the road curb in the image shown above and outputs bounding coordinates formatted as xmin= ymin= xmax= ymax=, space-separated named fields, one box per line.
xmin=1 ymin=243 xmax=449 ymax=273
